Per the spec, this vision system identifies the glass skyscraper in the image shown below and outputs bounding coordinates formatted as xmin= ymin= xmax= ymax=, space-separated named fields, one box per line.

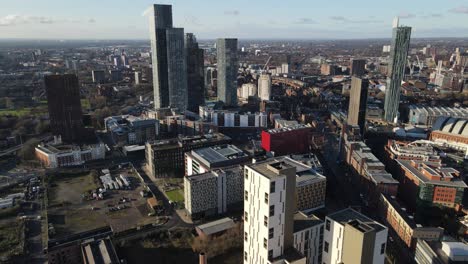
xmin=148 ymin=4 xmax=187 ymax=111
xmin=384 ymin=17 xmax=411 ymax=123
xmin=217 ymin=38 xmax=238 ymax=107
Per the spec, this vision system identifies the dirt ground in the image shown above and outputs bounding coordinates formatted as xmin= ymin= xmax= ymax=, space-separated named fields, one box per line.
xmin=47 ymin=172 xmax=157 ymax=238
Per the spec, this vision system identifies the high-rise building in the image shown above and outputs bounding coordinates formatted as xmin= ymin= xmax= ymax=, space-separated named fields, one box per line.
xmin=347 ymin=77 xmax=369 ymax=133
xmin=185 ymin=33 xmax=205 ymax=112
xmin=92 ymin=70 xmax=106 ymax=84
xmin=217 ymin=38 xmax=238 ymax=106
xmin=350 ymin=59 xmax=366 ymax=76
xmin=258 ymin=74 xmax=272 ymax=101
xmin=44 ymin=74 xmax=84 ymax=143
xmin=134 ymin=71 xmax=141 ymax=85
xmin=244 ymin=159 xmax=323 ymax=264
xmin=281 ymin=63 xmax=289 ymax=75
xmin=148 ymin=4 xmax=188 ymax=110
xmin=384 ymin=17 xmax=411 ymax=123
xmin=322 ymin=208 xmax=388 ymax=264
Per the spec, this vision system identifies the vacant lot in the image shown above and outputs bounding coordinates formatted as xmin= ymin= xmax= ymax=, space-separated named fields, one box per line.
xmin=47 ymin=170 xmax=158 ymax=238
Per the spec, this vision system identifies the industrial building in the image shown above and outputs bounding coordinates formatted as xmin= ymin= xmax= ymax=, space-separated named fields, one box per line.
xmin=408 ymin=106 xmax=468 ymax=126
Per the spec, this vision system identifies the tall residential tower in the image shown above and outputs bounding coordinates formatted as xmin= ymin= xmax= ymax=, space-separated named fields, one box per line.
xmin=185 ymin=33 xmax=205 ymax=112
xmin=347 ymin=77 xmax=369 ymax=133
xmin=384 ymin=17 xmax=411 ymax=123
xmin=148 ymin=4 xmax=187 ymax=110
xmin=217 ymin=38 xmax=238 ymax=107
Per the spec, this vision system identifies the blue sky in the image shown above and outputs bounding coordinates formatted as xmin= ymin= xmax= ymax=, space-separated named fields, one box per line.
xmin=1 ymin=0 xmax=467 ymax=39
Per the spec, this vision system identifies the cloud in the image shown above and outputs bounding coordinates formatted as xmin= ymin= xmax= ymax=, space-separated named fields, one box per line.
xmin=294 ymin=18 xmax=317 ymax=24
xmin=224 ymin=10 xmax=240 ymax=16
xmin=329 ymin=16 xmax=381 ymax=23
xmin=398 ymin=12 xmax=416 ymax=18
xmin=0 ymin=14 xmax=96 ymax=26
xmin=449 ymin=6 xmax=468 ymax=14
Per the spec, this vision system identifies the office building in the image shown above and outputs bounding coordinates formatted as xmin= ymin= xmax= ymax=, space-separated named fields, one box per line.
xmin=109 ymin=70 xmax=122 ymax=82
xmin=258 ymin=74 xmax=272 ymax=101
xmin=44 ymin=74 xmax=84 ymax=143
xmin=384 ymin=17 xmax=412 ymax=123
xmin=184 ymin=166 xmax=243 ymax=219
xmin=148 ymin=4 xmax=187 ymax=110
xmin=347 ymin=77 xmax=368 ymax=133
xmin=261 ymin=124 xmax=313 ymax=156
xmin=185 ymin=144 xmax=249 ymax=176
xmin=186 ymin=33 xmax=205 ymax=112
xmin=92 ymin=70 xmax=106 ymax=83
xmin=217 ymin=38 xmax=238 ymax=106
xmin=244 ymin=160 xmax=307 ymax=264
xmin=35 ymin=137 xmax=105 ymax=168
xmin=104 ymin=115 xmax=160 ymax=146
xmin=350 ymin=59 xmax=366 ymax=76
xmin=322 ymin=208 xmax=388 ymax=264
xmin=145 ymin=133 xmax=231 ymax=178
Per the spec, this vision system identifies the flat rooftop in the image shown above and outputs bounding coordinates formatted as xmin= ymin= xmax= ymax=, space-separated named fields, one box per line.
xmin=293 ymin=212 xmax=323 ymax=233
xmin=397 ymin=160 xmax=467 ymax=188
xmin=327 ymin=208 xmax=386 ymax=233
xmin=196 ymin=217 xmax=235 ymax=236
xmin=191 ymin=144 xmax=247 ymax=167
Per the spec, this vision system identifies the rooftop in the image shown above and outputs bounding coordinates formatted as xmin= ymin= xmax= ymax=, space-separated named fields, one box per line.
xmin=196 ymin=217 xmax=235 ymax=236
xmin=293 ymin=212 xmax=323 ymax=233
xmin=265 ymin=124 xmax=312 ymax=134
xmin=397 ymin=160 xmax=467 ymax=188
xmin=191 ymin=144 xmax=248 ymax=167
xmin=327 ymin=208 xmax=386 ymax=233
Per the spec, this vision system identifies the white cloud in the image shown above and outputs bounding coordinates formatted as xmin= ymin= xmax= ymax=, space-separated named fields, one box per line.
xmin=0 ymin=14 xmax=96 ymax=26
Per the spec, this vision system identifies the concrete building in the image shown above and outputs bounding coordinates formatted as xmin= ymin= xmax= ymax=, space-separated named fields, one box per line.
xmin=240 ymin=83 xmax=257 ymax=99
xmin=350 ymin=59 xmax=366 ymax=76
xmin=148 ymin=4 xmax=187 ymax=110
xmin=384 ymin=17 xmax=412 ymax=123
xmin=185 ymin=144 xmax=249 ymax=176
xmin=134 ymin=71 xmax=142 ymax=85
xmin=322 ymin=208 xmax=388 ymax=264
xmin=44 ymin=74 xmax=84 ymax=143
xmin=104 ymin=115 xmax=160 ymax=146
xmin=145 ymin=133 xmax=231 ymax=178
xmin=408 ymin=106 xmax=468 ymax=126
xmin=184 ymin=166 xmax=243 ymax=219
xmin=217 ymin=38 xmax=238 ymax=106
xmin=195 ymin=217 xmax=236 ymax=239
xmin=35 ymin=138 xmax=105 ymax=168
xmin=202 ymin=108 xmax=268 ymax=128
xmin=109 ymin=70 xmax=122 ymax=82
xmin=185 ymin=33 xmax=205 ymax=112
xmin=244 ymin=160 xmax=309 ymax=264
xmin=347 ymin=77 xmax=369 ymax=133
xmin=92 ymin=70 xmax=106 ymax=83
xmin=415 ymin=239 xmax=468 ymax=264
xmin=258 ymin=74 xmax=272 ymax=101
xmin=293 ymin=212 xmax=324 ymax=264
xmin=379 ymin=194 xmax=443 ymax=249
xmin=281 ymin=63 xmax=290 ymax=75
xmin=385 ymin=140 xmax=441 ymax=162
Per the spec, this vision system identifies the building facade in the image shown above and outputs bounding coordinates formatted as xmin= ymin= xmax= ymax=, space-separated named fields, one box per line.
xmin=35 ymin=140 xmax=105 ymax=168
xmin=217 ymin=38 xmax=238 ymax=106
xmin=185 ymin=33 xmax=205 ymax=112
xmin=104 ymin=115 xmax=160 ymax=146
xmin=350 ymin=59 xmax=366 ymax=76
xmin=347 ymin=77 xmax=369 ymax=133
xmin=258 ymin=74 xmax=272 ymax=101
xmin=261 ymin=124 xmax=313 ymax=156
xmin=384 ymin=18 xmax=412 ymax=123
xmin=44 ymin=74 xmax=84 ymax=143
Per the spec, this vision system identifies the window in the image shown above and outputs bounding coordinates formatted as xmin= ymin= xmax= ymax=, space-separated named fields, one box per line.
xmin=380 ymin=243 xmax=386 ymax=254
xmin=270 ymin=181 xmax=275 ymax=193
xmin=264 ymin=215 xmax=268 ymax=227
xmin=268 ymin=249 xmax=273 ymax=259
xmin=244 ymin=190 xmax=248 ymax=201
xmin=324 ymin=241 xmax=329 ymax=253
xmin=305 ymin=230 xmax=309 ymax=239
xmin=264 ymin=193 xmax=269 ymax=204
xmin=244 ymin=252 xmax=248 ymax=261
xmin=264 ymin=238 xmax=267 ymax=249
xmin=269 ymin=205 xmax=275 ymax=217
xmin=244 ymin=211 xmax=248 ymax=222
xmin=244 ymin=232 xmax=248 ymax=242
xmin=269 ymin=228 xmax=274 ymax=239
xmin=244 ymin=170 xmax=248 ymax=180
xmin=325 ymin=220 xmax=330 ymax=231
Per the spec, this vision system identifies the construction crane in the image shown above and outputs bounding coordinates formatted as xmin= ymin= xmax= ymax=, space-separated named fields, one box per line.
xmin=407 ymin=58 xmax=415 ymax=77
xmin=261 ymin=56 xmax=272 ymax=74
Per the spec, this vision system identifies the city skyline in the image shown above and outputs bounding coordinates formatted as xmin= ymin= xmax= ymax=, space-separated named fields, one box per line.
xmin=1 ymin=0 xmax=468 ymax=40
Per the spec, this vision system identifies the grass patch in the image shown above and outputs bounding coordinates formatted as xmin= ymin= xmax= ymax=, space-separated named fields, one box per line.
xmin=165 ymin=189 xmax=184 ymax=203
xmin=0 ymin=220 xmax=25 ymax=260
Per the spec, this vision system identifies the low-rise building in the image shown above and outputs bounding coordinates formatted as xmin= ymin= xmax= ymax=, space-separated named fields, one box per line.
xmin=261 ymin=124 xmax=314 ymax=156
xmin=379 ymin=194 xmax=443 ymax=249
xmin=104 ymin=115 xmax=159 ymax=146
xmin=409 ymin=106 xmax=468 ymax=126
xmin=195 ymin=217 xmax=236 ymax=239
xmin=35 ymin=138 xmax=105 ymax=168
xmin=145 ymin=133 xmax=231 ymax=178
xmin=430 ymin=116 xmax=468 ymax=158
xmin=385 ymin=140 xmax=441 ymax=162
xmin=415 ymin=239 xmax=468 ymax=264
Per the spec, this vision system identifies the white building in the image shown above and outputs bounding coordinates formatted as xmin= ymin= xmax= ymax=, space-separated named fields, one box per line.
xmin=281 ymin=63 xmax=290 ymax=75
xmin=322 ymin=208 xmax=388 ymax=264
xmin=258 ymin=74 xmax=272 ymax=101
xmin=293 ymin=212 xmax=324 ymax=264
xmin=244 ymin=159 xmax=315 ymax=264
xmin=241 ymin=83 xmax=257 ymax=99
xmin=203 ymin=109 xmax=268 ymax=128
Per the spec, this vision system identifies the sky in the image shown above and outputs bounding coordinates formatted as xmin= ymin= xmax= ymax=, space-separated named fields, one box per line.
xmin=0 ymin=0 xmax=468 ymax=40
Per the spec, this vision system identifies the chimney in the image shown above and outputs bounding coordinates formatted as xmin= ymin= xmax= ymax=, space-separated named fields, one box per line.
xmin=199 ymin=253 xmax=207 ymax=264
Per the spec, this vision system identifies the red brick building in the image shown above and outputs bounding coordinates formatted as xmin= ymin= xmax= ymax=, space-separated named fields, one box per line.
xmin=261 ymin=124 xmax=313 ymax=156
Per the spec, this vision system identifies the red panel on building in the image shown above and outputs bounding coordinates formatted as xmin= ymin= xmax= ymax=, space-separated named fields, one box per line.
xmin=261 ymin=126 xmax=312 ymax=156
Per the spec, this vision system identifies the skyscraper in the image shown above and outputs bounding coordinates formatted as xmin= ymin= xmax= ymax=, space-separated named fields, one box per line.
xmin=384 ymin=17 xmax=411 ymax=123
xmin=258 ymin=74 xmax=272 ymax=101
xmin=350 ymin=59 xmax=366 ymax=76
xmin=44 ymin=74 xmax=84 ymax=143
xmin=186 ymin=33 xmax=205 ymax=112
xmin=217 ymin=38 xmax=238 ymax=107
xmin=148 ymin=4 xmax=187 ymax=110
xmin=347 ymin=77 xmax=369 ymax=133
